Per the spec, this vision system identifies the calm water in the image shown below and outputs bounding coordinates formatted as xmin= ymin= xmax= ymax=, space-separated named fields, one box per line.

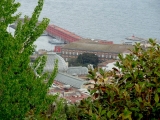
xmin=15 ymin=0 xmax=160 ymax=46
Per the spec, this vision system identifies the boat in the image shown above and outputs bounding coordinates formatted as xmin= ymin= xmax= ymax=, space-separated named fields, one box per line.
xmin=123 ymin=35 xmax=148 ymax=45
xmin=125 ymin=35 xmax=147 ymax=41
xmin=48 ymin=39 xmax=64 ymax=44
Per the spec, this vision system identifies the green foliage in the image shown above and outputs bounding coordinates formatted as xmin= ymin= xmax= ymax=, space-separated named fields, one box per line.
xmin=76 ymin=53 xmax=99 ymax=67
xmin=68 ymin=58 xmax=81 ymax=67
xmin=47 ymin=98 xmax=67 ymax=120
xmin=70 ymin=39 xmax=160 ymax=119
xmin=0 ymin=0 xmax=59 ymax=119
xmin=64 ymin=103 xmax=80 ymax=120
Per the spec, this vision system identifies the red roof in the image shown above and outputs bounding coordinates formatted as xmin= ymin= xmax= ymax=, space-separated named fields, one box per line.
xmin=47 ymin=25 xmax=82 ymax=40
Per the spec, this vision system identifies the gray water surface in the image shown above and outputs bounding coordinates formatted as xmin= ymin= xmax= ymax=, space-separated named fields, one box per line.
xmin=15 ymin=0 xmax=160 ymax=44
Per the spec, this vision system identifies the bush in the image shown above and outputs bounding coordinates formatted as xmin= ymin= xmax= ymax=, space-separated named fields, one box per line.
xmin=74 ymin=39 xmax=160 ymax=120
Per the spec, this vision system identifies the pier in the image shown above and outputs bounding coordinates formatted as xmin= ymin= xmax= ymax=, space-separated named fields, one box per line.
xmin=10 ymin=18 xmax=83 ymax=43
xmin=46 ymin=25 xmax=83 ymax=43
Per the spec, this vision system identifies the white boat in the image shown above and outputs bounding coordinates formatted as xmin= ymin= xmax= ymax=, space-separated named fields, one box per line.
xmin=123 ymin=35 xmax=147 ymax=45
xmin=125 ymin=35 xmax=147 ymax=41
xmin=48 ymin=39 xmax=64 ymax=44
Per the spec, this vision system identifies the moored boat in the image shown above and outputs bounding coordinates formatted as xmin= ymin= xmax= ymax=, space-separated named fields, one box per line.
xmin=48 ymin=39 xmax=64 ymax=44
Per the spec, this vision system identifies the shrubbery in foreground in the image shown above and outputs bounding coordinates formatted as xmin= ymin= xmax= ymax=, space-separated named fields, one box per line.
xmin=66 ymin=39 xmax=160 ymax=120
xmin=0 ymin=0 xmax=61 ymax=119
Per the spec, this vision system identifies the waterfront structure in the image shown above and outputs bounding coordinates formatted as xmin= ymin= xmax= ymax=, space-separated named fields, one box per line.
xmin=46 ymin=24 xmax=82 ymax=43
xmin=61 ymin=39 xmax=134 ymax=62
xmin=11 ymin=18 xmax=83 ymax=44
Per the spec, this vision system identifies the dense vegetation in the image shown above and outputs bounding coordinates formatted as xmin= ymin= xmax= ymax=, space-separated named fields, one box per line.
xmin=0 ymin=0 xmax=62 ymax=119
xmin=66 ymin=39 xmax=160 ymax=120
xmin=69 ymin=53 xmax=99 ymax=67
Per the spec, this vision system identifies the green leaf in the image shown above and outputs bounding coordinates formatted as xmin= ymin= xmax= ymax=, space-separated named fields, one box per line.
xmin=138 ymin=114 xmax=143 ymax=120
xmin=138 ymin=97 xmax=142 ymax=102
xmin=156 ymin=103 xmax=160 ymax=107
xmin=154 ymin=93 xmax=159 ymax=103
xmin=89 ymin=109 xmax=92 ymax=115
xmin=155 ymin=71 xmax=160 ymax=77
xmin=135 ymin=84 xmax=140 ymax=93
xmin=119 ymin=108 xmax=132 ymax=120
xmin=130 ymin=107 xmax=140 ymax=112
xmin=101 ymin=110 xmax=106 ymax=116
xmin=138 ymin=82 xmax=146 ymax=89
xmin=125 ymin=83 xmax=134 ymax=89
xmin=107 ymin=111 xmax=112 ymax=118
xmin=146 ymin=83 xmax=155 ymax=87
xmin=123 ymin=108 xmax=132 ymax=118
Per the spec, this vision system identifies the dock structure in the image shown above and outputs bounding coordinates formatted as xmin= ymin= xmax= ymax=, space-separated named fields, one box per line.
xmin=46 ymin=25 xmax=83 ymax=43
xmin=10 ymin=18 xmax=83 ymax=43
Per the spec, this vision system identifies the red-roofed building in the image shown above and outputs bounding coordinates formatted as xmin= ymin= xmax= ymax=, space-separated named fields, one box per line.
xmin=46 ymin=25 xmax=83 ymax=43
xmin=48 ymin=80 xmax=90 ymax=104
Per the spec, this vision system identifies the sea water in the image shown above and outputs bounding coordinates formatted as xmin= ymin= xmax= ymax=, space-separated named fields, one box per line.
xmin=15 ymin=0 xmax=160 ymax=50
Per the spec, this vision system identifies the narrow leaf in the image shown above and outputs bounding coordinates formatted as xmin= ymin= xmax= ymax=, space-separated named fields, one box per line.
xmin=154 ymin=93 xmax=159 ymax=103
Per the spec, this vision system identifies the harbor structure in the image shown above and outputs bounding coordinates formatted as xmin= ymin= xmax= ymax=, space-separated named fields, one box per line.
xmin=46 ymin=24 xmax=83 ymax=43
xmin=11 ymin=18 xmax=83 ymax=44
